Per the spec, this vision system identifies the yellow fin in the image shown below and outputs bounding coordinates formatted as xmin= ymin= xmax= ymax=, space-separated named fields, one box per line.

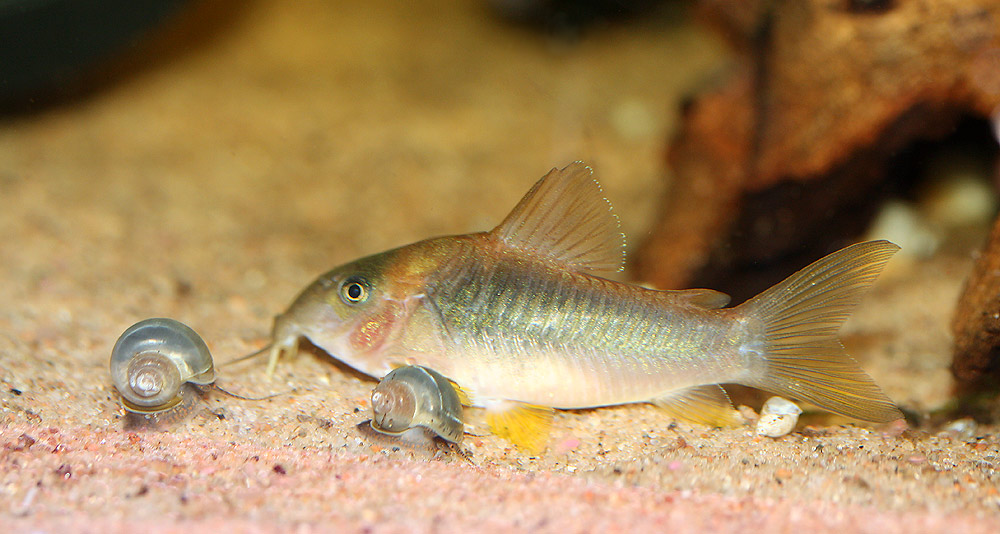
xmin=740 ymin=240 xmax=903 ymax=422
xmin=490 ymin=161 xmax=625 ymax=275
xmin=652 ymin=385 xmax=741 ymax=427
xmin=447 ymin=379 xmax=473 ymax=406
xmin=484 ymin=401 xmax=554 ymax=453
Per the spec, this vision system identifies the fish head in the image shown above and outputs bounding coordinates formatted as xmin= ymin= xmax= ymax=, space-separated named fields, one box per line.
xmin=270 ymin=239 xmax=457 ymax=378
xmin=270 ymin=248 xmax=410 ymax=378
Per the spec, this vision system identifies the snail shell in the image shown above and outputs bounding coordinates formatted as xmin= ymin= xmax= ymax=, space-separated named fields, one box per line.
xmin=110 ymin=318 xmax=215 ymax=414
xmin=370 ymin=365 xmax=464 ymax=443
xmin=755 ymin=396 xmax=802 ymax=438
xmin=123 ymin=384 xmax=202 ymax=431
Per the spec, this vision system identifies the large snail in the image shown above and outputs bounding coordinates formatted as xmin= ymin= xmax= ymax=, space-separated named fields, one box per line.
xmin=110 ymin=318 xmax=216 ymax=414
xmin=370 ymin=365 xmax=465 ymax=443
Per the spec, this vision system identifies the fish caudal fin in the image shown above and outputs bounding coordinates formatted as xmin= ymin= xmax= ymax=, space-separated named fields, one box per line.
xmin=740 ymin=240 xmax=903 ymax=423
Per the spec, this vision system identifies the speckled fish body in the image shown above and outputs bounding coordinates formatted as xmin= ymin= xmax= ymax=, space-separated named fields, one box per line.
xmin=382 ymin=237 xmax=745 ymax=410
xmin=265 ymin=162 xmax=902 ymax=450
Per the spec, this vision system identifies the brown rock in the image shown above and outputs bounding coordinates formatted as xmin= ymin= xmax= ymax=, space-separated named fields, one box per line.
xmin=952 ymin=216 xmax=1000 ymax=386
xmin=636 ymin=0 xmax=1000 ymax=300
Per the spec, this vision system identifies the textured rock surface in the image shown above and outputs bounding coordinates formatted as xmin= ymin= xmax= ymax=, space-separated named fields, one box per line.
xmin=636 ymin=0 xmax=1000 ymax=297
xmin=953 ymin=216 xmax=1000 ymax=386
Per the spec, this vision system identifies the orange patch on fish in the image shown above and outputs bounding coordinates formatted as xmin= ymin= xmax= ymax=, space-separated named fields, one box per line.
xmin=351 ymin=312 xmax=394 ymax=352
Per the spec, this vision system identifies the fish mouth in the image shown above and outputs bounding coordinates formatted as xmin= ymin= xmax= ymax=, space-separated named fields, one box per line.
xmin=292 ymin=336 xmax=387 ymax=380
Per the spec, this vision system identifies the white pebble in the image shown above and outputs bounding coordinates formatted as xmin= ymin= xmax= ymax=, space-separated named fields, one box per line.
xmin=756 ymin=397 xmax=802 ymax=438
xmin=610 ymin=99 xmax=658 ymax=141
xmin=865 ymin=200 xmax=940 ymax=258
xmin=920 ymin=174 xmax=998 ymax=228
xmin=940 ymin=417 xmax=977 ymax=441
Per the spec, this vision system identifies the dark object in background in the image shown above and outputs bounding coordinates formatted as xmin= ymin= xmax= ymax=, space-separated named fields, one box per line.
xmin=488 ymin=0 xmax=667 ymax=34
xmin=847 ymin=0 xmax=896 ymax=14
xmin=0 ymin=0 xmax=191 ymax=109
xmin=635 ymin=0 xmax=1000 ymax=302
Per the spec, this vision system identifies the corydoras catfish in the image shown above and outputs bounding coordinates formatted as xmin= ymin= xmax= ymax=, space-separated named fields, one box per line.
xmin=262 ymin=162 xmax=902 ymax=451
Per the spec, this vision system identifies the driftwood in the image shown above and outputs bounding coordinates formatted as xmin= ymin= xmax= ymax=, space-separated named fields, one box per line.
xmin=636 ymin=0 xmax=1000 ymax=298
xmin=634 ymin=0 xmax=1000 ymax=388
xmin=952 ymin=216 xmax=1000 ymax=387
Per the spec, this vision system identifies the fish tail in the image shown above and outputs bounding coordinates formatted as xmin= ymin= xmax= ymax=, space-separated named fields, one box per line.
xmin=738 ymin=240 xmax=903 ymax=422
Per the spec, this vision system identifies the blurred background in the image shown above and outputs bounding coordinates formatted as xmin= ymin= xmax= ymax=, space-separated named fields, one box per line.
xmin=0 ymin=0 xmax=730 ymax=432
xmin=4 ymin=0 xmax=1000 ymax=426
xmin=3 ymin=0 xmax=1000 ymax=424
xmin=3 ymin=1 xmax=1000 ymax=528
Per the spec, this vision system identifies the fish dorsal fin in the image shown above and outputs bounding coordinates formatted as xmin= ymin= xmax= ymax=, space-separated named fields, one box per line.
xmin=491 ymin=162 xmax=625 ymax=274
xmin=661 ymin=288 xmax=731 ymax=309
xmin=652 ymin=385 xmax=742 ymax=427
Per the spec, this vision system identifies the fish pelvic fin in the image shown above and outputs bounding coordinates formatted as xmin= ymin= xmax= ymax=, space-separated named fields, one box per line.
xmin=483 ymin=401 xmax=554 ymax=454
xmin=446 ymin=379 xmax=473 ymax=407
xmin=652 ymin=385 xmax=741 ymax=427
xmin=490 ymin=161 xmax=626 ymax=275
xmin=739 ymin=240 xmax=903 ymax=423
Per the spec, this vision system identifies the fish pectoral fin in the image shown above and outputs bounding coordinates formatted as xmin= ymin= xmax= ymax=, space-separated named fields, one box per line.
xmin=651 ymin=385 xmax=741 ymax=428
xmin=489 ymin=161 xmax=625 ymax=275
xmin=483 ymin=401 xmax=554 ymax=454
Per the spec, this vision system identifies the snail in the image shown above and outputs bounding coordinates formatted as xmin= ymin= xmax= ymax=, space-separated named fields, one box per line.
xmin=110 ymin=318 xmax=216 ymax=414
xmin=755 ymin=396 xmax=802 ymax=438
xmin=370 ymin=365 xmax=465 ymax=443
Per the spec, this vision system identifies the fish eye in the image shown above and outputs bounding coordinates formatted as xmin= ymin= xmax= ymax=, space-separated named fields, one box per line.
xmin=340 ymin=277 xmax=369 ymax=304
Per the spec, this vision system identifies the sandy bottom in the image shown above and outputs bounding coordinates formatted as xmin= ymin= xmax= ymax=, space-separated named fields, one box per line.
xmin=1 ymin=1 xmax=998 ymax=532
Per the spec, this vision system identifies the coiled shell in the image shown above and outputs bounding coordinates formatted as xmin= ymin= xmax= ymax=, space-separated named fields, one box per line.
xmin=110 ymin=318 xmax=215 ymax=414
xmin=755 ymin=396 xmax=802 ymax=438
xmin=370 ymin=365 xmax=464 ymax=443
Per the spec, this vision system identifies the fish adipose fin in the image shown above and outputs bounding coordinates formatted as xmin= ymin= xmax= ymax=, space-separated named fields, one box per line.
xmin=484 ymin=401 xmax=554 ymax=454
xmin=652 ymin=384 xmax=741 ymax=427
xmin=740 ymin=240 xmax=903 ymax=423
xmin=665 ymin=288 xmax=731 ymax=309
xmin=490 ymin=161 xmax=626 ymax=275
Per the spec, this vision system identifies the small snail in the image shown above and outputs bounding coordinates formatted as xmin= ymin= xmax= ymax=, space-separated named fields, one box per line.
xmin=370 ymin=365 xmax=464 ymax=443
xmin=110 ymin=318 xmax=216 ymax=414
xmin=755 ymin=396 xmax=802 ymax=438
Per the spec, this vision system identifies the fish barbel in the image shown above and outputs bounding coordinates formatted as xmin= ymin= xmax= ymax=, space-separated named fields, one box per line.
xmin=263 ymin=162 xmax=902 ymax=451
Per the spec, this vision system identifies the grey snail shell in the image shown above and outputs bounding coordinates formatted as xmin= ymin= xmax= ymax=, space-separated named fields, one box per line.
xmin=110 ymin=318 xmax=215 ymax=414
xmin=370 ymin=365 xmax=464 ymax=443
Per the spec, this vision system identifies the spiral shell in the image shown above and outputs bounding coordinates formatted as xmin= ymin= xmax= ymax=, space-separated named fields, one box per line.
xmin=110 ymin=318 xmax=215 ymax=414
xmin=755 ymin=396 xmax=802 ymax=438
xmin=370 ymin=365 xmax=464 ymax=443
